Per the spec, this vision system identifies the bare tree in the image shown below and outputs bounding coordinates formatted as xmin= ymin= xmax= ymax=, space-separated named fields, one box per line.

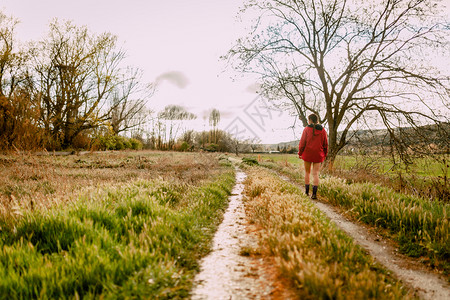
xmin=228 ymin=0 xmax=450 ymax=165
xmin=0 ymin=12 xmax=38 ymax=149
xmin=31 ymin=20 xmax=152 ymax=148
xmin=178 ymin=129 xmax=195 ymax=148
xmin=209 ymin=108 xmax=221 ymax=144
xmin=0 ymin=12 xmax=27 ymax=98
xmin=109 ymin=68 xmax=154 ymax=135
xmin=249 ymin=138 xmax=262 ymax=153
xmin=158 ymin=105 xmax=196 ymax=149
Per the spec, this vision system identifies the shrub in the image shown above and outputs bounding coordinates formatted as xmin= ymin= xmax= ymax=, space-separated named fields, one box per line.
xmin=72 ymin=133 xmax=91 ymax=150
xmin=0 ymin=93 xmax=44 ymax=151
xmin=96 ymin=135 xmax=140 ymax=151
xmin=113 ymin=136 xmax=125 ymax=150
xmin=203 ymin=143 xmax=219 ymax=152
xmin=242 ymin=157 xmax=259 ymax=166
xmin=179 ymin=141 xmax=190 ymax=152
xmin=129 ymin=138 xmax=143 ymax=150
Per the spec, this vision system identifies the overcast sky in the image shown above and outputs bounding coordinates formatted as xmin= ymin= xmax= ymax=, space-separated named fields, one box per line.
xmin=1 ymin=0 xmax=299 ymax=144
xmin=1 ymin=0 xmax=449 ymax=144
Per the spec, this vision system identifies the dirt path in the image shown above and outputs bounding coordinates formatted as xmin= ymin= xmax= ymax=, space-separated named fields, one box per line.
xmin=191 ymin=160 xmax=449 ymax=299
xmin=190 ymin=169 xmax=277 ymax=299
xmin=313 ymin=200 xmax=449 ymax=299
xmin=278 ymin=175 xmax=449 ymax=300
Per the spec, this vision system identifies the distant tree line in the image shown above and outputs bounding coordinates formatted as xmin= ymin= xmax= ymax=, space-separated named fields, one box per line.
xmin=141 ymin=106 xmax=253 ymax=154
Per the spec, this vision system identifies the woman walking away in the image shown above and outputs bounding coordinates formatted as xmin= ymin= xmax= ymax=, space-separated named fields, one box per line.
xmin=298 ymin=114 xmax=328 ymax=199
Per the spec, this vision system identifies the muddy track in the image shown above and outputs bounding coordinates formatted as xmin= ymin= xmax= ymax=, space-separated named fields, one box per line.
xmin=191 ymin=161 xmax=449 ymax=299
xmin=278 ymin=174 xmax=450 ymax=300
xmin=190 ymin=169 xmax=277 ymax=299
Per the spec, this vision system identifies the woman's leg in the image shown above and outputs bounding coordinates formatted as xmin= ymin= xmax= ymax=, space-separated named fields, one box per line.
xmin=311 ymin=162 xmax=321 ymax=199
xmin=304 ymin=161 xmax=312 ymax=184
xmin=304 ymin=161 xmax=312 ymax=195
xmin=312 ymin=162 xmax=321 ymax=186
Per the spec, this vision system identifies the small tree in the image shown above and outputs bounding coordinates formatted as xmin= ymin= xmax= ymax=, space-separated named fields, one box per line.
xmin=158 ymin=105 xmax=196 ymax=149
xmin=209 ymin=109 xmax=221 ymax=144
xmin=109 ymin=68 xmax=154 ymax=135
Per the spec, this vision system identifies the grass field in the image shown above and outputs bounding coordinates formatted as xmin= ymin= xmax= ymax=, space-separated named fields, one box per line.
xmin=250 ymin=155 xmax=450 ymax=277
xmin=0 ymin=150 xmax=446 ymax=298
xmin=0 ymin=151 xmax=234 ymax=299
xmin=254 ymin=152 xmax=449 ymax=201
xmin=255 ymin=153 xmax=449 ymax=178
xmin=243 ymin=166 xmax=411 ymax=299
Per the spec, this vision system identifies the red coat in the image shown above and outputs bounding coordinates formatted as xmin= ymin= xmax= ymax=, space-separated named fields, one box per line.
xmin=298 ymin=124 xmax=328 ymax=163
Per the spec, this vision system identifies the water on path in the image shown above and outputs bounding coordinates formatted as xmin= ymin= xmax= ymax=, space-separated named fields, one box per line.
xmin=190 ymin=169 xmax=275 ymax=300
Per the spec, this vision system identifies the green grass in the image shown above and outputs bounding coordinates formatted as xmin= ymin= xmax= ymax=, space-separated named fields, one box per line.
xmin=244 ymin=166 xmax=411 ymax=299
xmin=252 ymin=153 xmax=449 ymax=178
xmin=0 ymin=168 xmax=235 ymax=299
xmin=319 ymin=177 xmax=449 ymax=272
xmin=259 ymin=159 xmax=450 ymax=277
xmin=249 ymin=153 xmax=301 ymax=167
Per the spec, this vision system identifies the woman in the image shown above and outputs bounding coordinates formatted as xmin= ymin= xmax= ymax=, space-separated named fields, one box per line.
xmin=298 ymin=114 xmax=328 ymax=199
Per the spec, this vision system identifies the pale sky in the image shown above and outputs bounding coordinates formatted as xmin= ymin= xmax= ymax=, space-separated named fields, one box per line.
xmin=1 ymin=0 xmax=299 ymax=144
xmin=1 ymin=0 xmax=449 ymax=144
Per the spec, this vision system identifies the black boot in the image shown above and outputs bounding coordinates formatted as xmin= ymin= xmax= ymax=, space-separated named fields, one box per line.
xmin=311 ymin=185 xmax=318 ymax=199
xmin=305 ymin=184 xmax=310 ymax=196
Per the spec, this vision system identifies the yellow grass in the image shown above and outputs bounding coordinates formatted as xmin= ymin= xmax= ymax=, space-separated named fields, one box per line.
xmin=243 ymin=166 xmax=410 ymax=299
xmin=0 ymin=151 xmax=224 ymax=220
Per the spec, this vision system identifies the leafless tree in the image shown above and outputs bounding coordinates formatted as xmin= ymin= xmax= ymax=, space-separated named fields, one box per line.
xmin=228 ymin=0 xmax=450 ymax=165
xmin=209 ymin=108 xmax=221 ymax=144
xmin=109 ymin=68 xmax=154 ymax=135
xmin=31 ymin=20 xmax=153 ymax=148
xmin=0 ymin=12 xmax=37 ymax=149
xmin=158 ymin=105 xmax=197 ymax=149
xmin=249 ymin=138 xmax=262 ymax=153
xmin=0 ymin=12 xmax=27 ymax=98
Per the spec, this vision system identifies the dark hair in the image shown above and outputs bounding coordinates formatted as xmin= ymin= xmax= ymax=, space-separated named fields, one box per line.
xmin=308 ymin=113 xmax=319 ymax=135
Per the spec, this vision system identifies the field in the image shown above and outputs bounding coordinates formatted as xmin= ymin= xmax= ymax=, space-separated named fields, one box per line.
xmin=255 ymin=153 xmax=449 ymax=201
xmin=243 ymin=166 xmax=410 ymax=299
xmin=0 ymin=151 xmax=234 ymax=299
xmin=0 ymin=150 xmax=447 ymax=298
xmin=254 ymin=153 xmax=448 ymax=178
xmin=251 ymin=153 xmax=449 ymax=275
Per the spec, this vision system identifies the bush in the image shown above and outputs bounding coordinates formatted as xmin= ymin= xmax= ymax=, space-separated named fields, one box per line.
xmin=96 ymin=135 xmax=144 ymax=151
xmin=179 ymin=142 xmax=190 ymax=152
xmin=204 ymin=143 xmax=219 ymax=152
xmin=72 ymin=133 xmax=91 ymax=150
xmin=242 ymin=157 xmax=259 ymax=166
xmin=0 ymin=93 xmax=44 ymax=151
xmin=113 ymin=136 xmax=126 ymax=150
xmin=129 ymin=138 xmax=143 ymax=150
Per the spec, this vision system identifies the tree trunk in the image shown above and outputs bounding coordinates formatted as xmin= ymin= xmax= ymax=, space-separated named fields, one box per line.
xmin=325 ymin=122 xmax=338 ymax=171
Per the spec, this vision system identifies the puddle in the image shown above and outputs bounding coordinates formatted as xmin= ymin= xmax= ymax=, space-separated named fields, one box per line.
xmin=190 ymin=169 xmax=275 ymax=299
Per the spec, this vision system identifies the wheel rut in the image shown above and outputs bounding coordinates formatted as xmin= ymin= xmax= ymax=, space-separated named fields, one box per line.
xmin=279 ymin=174 xmax=450 ymax=300
xmin=191 ymin=169 xmax=277 ymax=299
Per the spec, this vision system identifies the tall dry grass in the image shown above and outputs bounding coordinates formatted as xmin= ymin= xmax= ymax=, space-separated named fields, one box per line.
xmin=243 ymin=166 xmax=410 ymax=299
xmin=259 ymin=158 xmax=450 ymax=276
xmin=0 ymin=151 xmax=223 ymax=223
xmin=0 ymin=151 xmax=235 ymax=299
